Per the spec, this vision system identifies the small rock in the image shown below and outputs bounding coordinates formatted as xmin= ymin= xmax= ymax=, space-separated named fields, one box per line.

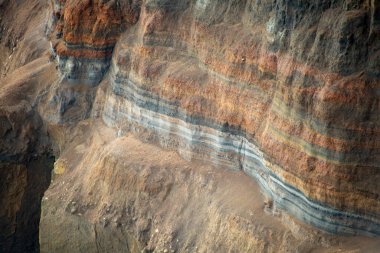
xmin=264 ymin=199 xmax=273 ymax=209
xmin=70 ymin=207 xmax=77 ymax=214
xmin=102 ymin=217 xmax=109 ymax=228
xmin=113 ymin=216 xmax=122 ymax=227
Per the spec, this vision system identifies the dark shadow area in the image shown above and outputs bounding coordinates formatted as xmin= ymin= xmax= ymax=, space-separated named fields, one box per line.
xmin=0 ymin=155 xmax=54 ymax=253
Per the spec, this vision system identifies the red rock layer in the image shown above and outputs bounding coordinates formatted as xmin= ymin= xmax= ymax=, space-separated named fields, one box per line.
xmin=108 ymin=1 xmax=380 ymax=218
xmin=49 ymin=0 xmax=380 ymax=227
xmin=50 ymin=0 xmax=141 ymax=59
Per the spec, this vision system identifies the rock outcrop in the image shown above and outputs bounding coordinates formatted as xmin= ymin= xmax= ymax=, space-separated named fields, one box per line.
xmin=43 ymin=0 xmax=380 ymax=239
xmin=38 ymin=122 xmax=380 ymax=252
xmin=49 ymin=0 xmax=140 ymax=85
xmin=95 ymin=0 xmax=380 ymax=235
xmin=0 ymin=1 xmax=55 ymax=252
xmin=0 ymin=0 xmax=379 ymax=252
xmin=0 ymin=58 xmax=56 ymax=252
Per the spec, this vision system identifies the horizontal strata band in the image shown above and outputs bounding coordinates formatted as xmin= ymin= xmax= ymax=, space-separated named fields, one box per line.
xmin=102 ymin=65 xmax=380 ymax=237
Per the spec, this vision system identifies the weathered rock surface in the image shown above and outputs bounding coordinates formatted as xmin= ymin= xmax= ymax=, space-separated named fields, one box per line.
xmin=49 ymin=0 xmax=141 ymax=85
xmin=39 ymin=121 xmax=380 ymax=252
xmin=97 ymin=0 xmax=380 ymax=235
xmin=0 ymin=0 xmax=379 ymax=252
xmin=0 ymin=57 xmax=56 ymax=252
xmin=0 ymin=2 xmax=57 ymax=251
xmin=0 ymin=0 xmax=49 ymax=79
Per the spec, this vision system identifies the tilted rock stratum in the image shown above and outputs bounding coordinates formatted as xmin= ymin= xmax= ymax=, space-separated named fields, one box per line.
xmin=0 ymin=0 xmax=380 ymax=252
xmin=50 ymin=0 xmax=380 ymax=235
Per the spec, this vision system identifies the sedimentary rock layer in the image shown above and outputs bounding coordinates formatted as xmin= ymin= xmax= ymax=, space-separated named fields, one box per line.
xmin=39 ymin=123 xmax=380 ymax=252
xmin=49 ymin=0 xmax=141 ymax=84
xmin=42 ymin=0 xmax=380 ymax=237
xmin=103 ymin=65 xmax=380 ymax=236
xmin=96 ymin=0 xmax=380 ymax=235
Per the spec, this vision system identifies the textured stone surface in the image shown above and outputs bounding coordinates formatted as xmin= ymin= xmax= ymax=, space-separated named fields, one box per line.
xmin=39 ymin=121 xmax=380 ymax=253
xmin=0 ymin=0 xmax=379 ymax=252
xmin=96 ymin=0 xmax=380 ymax=236
xmin=45 ymin=0 xmax=380 ymax=237
xmin=0 ymin=3 xmax=57 ymax=248
xmin=49 ymin=0 xmax=141 ymax=85
xmin=0 ymin=57 xmax=56 ymax=252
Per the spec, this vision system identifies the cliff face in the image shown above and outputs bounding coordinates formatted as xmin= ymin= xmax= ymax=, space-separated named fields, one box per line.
xmin=0 ymin=0 xmax=380 ymax=252
xmin=48 ymin=0 xmax=380 ymax=235
xmin=49 ymin=0 xmax=140 ymax=84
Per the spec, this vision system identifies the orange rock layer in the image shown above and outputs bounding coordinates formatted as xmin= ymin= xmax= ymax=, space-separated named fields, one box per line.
xmin=50 ymin=0 xmax=140 ymax=50
xmin=52 ymin=0 xmax=380 ymax=235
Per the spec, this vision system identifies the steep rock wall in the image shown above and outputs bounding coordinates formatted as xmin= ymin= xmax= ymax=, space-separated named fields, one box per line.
xmin=44 ymin=0 xmax=142 ymax=124
xmin=50 ymin=0 xmax=380 ymax=235
xmin=0 ymin=1 xmax=57 ymax=252
xmin=49 ymin=0 xmax=141 ymax=85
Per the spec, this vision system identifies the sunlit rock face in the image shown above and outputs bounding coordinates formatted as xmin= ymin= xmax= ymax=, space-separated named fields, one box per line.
xmin=98 ymin=0 xmax=380 ymax=236
xmin=43 ymin=0 xmax=141 ymax=124
xmin=1 ymin=0 xmax=380 ymax=252
xmin=45 ymin=0 xmax=380 ymax=237
xmin=49 ymin=0 xmax=141 ymax=85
